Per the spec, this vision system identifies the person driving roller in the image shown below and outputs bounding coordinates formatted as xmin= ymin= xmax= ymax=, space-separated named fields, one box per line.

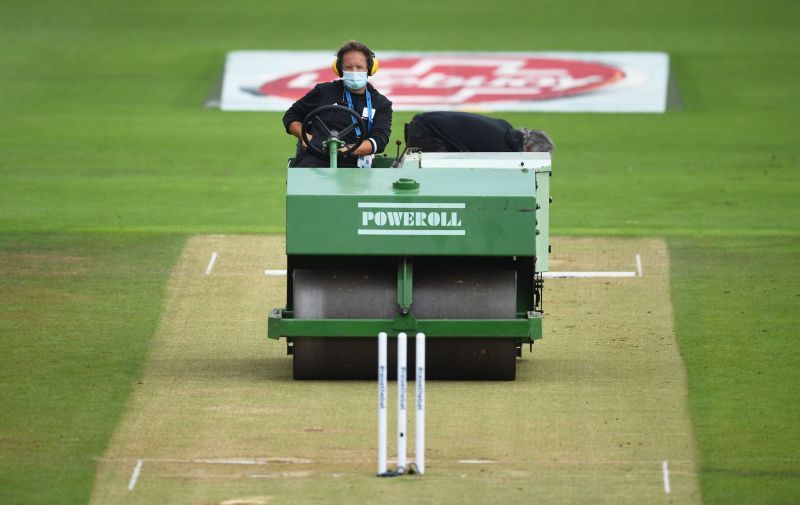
xmin=283 ymin=40 xmax=393 ymax=168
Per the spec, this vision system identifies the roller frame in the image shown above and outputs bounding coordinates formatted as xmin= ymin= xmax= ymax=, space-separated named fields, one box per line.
xmin=269 ymin=309 xmax=542 ymax=340
xmin=269 ymin=254 xmax=542 ymax=344
xmin=269 ymin=155 xmax=551 ymax=380
xmin=268 ymin=255 xmax=542 ymax=380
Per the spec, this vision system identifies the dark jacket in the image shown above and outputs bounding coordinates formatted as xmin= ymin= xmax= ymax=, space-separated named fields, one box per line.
xmin=406 ymin=111 xmax=523 ymax=152
xmin=283 ymin=80 xmax=393 ymax=164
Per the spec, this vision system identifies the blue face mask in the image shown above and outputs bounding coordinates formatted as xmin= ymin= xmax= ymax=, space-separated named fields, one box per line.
xmin=343 ymin=71 xmax=368 ymax=90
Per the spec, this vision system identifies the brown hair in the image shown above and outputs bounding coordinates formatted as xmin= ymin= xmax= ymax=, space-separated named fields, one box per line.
xmin=335 ymin=40 xmax=376 ymax=75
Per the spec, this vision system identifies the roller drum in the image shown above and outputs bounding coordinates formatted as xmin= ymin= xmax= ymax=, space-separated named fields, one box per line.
xmin=413 ymin=269 xmax=516 ymax=319
xmin=293 ymin=269 xmax=396 ymax=319
xmin=291 ymin=267 xmax=518 ymax=380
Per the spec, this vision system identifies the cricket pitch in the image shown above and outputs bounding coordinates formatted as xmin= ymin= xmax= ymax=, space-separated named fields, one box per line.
xmin=89 ymin=235 xmax=701 ymax=505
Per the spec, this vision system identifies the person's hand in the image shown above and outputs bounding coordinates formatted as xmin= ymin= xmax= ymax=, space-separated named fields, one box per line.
xmin=288 ymin=121 xmax=312 ymax=149
xmin=339 ymin=140 xmax=372 ymax=156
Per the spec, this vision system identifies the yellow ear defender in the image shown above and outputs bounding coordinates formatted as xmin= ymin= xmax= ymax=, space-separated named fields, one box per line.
xmin=332 ymin=51 xmax=379 ymax=77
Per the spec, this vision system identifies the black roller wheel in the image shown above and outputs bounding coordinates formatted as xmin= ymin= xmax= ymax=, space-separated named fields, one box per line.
xmin=291 ymin=266 xmax=519 ymax=380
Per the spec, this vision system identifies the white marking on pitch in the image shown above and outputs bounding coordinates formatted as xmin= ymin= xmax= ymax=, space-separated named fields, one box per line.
xmin=458 ymin=459 xmax=496 ymax=464
xmin=192 ymin=457 xmax=312 ymax=465
xmin=127 ymin=459 xmax=143 ymax=491
xmin=264 ymin=270 xmax=637 ymax=279
xmin=358 ymin=229 xmax=466 ymax=236
xmin=264 ymin=269 xmax=287 ymax=276
xmin=265 ymin=264 xmax=640 ymax=279
xmin=248 ymin=470 xmax=313 ymax=478
xmin=358 ymin=202 xmax=466 ymax=209
xmin=543 ymin=271 xmax=636 ymax=278
xmin=662 ymin=460 xmax=671 ymax=494
xmin=205 ymin=252 xmax=218 ymax=275
xmin=123 ymin=456 xmax=312 ymax=466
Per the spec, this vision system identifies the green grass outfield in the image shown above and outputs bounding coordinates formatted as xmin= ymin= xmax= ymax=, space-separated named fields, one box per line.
xmin=1 ymin=0 xmax=798 ymax=503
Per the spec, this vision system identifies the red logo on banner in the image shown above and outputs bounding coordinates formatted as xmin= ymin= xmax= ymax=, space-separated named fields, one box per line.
xmin=255 ymin=56 xmax=624 ymax=106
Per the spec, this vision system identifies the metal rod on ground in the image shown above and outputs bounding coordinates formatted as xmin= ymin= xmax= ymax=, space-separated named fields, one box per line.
xmin=397 ymin=332 xmax=408 ymax=472
xmin=415 ymin=332 xmax=426 ymax=474
xmin=377 ymin=332 xmax=388 ymax=475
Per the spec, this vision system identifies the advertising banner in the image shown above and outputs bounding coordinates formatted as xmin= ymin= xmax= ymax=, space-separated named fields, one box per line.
xmin=220 ymin=51 xmax=669 ymax=113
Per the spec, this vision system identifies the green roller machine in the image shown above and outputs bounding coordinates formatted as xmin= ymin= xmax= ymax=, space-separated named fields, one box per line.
xmin=268 ymin=106 xmax=552 ymax=380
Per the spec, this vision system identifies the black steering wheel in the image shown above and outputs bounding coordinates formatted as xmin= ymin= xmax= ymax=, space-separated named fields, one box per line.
xmin=301 ymin=104 xmax=367 ymax=158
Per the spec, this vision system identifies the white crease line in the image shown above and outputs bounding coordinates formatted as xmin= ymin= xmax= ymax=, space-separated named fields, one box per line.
xmin=127 ymin=459 xmax=143 ymax=491
xmin=260 ymin=269 xmax=638 ymax=279
xmin=205 ymin=252 xmax=218 ymax=275
xmin=458 ymin=459 xmax=496 ymax=464
xmin=118 ymin=457 xmax=313 ymax=466
xmin=636 ymin=254 xmax=643 ymax=277
xmin=248 ymin=470 xmax=314 ymax=478
xmin=543 ymin=271 xmax=636 ymax=278
xmin=662 ymin=460 xmax=671 ymax=494
xmin=192 ymin=457 xmax=312 ymax=465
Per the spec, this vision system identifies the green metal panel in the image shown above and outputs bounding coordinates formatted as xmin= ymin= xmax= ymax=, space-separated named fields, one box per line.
xmin=397 ymin=258 xmax=413 ymax=313
xmin=286 ymin=167 xmax=537 ymax=256
xmin=371 ymin=156 xmax=397 ymax=168
xmin=268 ymin=309 xmax=542 ymax=341
xmin=535 ymin=168 xmax=551 ymax=271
